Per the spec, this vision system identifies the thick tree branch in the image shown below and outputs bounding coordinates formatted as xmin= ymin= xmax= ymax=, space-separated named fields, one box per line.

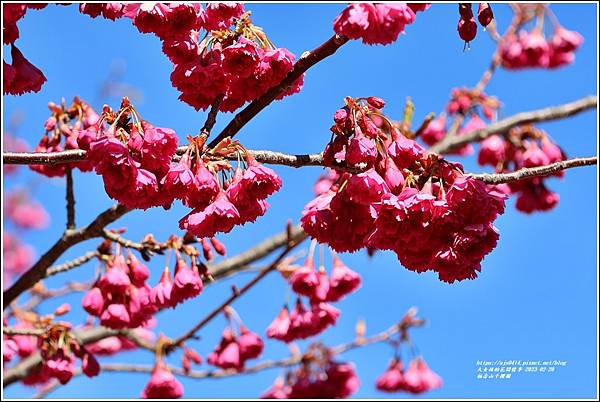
xmin=3 ymin=204 xmax=131 ymax=309
xmin=2 ymin=327 xmax=46 ymax=337
xmin=430 ymin=95 xmax=597 ymax=154
xmin=207 ymin=34 xmax=349 ymax=149
xmin=472 ymin=156 xmax=597 ymax=184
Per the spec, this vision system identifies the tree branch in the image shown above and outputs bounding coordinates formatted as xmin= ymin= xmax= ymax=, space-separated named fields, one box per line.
xmin=472 ymin=156 xmax=597 ymax=184
xmin=207 ymin=34 xmax=349 ymax=149
xmin=65 ymin=168 xmax=75 ymax=229
xmin=430 ymin=95 xmax=597 ymax=154
xmin=45 ymin=251 xmax=100 ymax=278
xmin=3 ymin=204 xmax=131 ymax=309
xmin=3 ymin=148 xmax=325 ymax=170
xmin=201 ymin=94 xmax=225 ymax=137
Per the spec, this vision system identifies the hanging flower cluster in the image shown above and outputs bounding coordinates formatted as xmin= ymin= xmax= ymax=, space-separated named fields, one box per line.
xmin=376 ymin=357 xmax=442 ymax=394
xmin=77 ymin=97 xmax=178 ymax=209
xmin=373 ymin=308 xmax=442 ymax=394
xmin=141 ymin=362 xmax=184 ymax=399
xmin=3 ymin=3 xmax=47 ymax=95
xmin=333 ymin=3 xmax=429 ymax=45
xmin=82 ymin=252 xmax=157 ymax=329
xmin=499 ymin=5 xmax=583 ymax=69
xmin=28 ymin=97 xmax=99 ymax=177
xmin=207 ymin=308 xmax=264 ymax=371
xmin=175 ymin=136 xmax=282 ymax=238
xmin=301 ymin=96 xmax=506 ymax=283
xmin=266 ymin=245 xmax=360 ymax=343
xmin=78 ymin=3 xmax=302 ymax=112
xmin=478 ymin=125 xmax=566 ymax=213
xmin=261 ymin=344 xmax=359 ymax=399
xmin=420 ymin=87 xmax=500 ymax=155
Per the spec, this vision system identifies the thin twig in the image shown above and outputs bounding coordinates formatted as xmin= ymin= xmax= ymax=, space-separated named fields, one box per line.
xmin=471 ymin=156 xmax=597 ymax=184
xmin=46 ymin=251 xmax=100 ymax=278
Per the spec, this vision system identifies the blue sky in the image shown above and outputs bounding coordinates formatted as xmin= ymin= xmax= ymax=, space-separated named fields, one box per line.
xmin=3 ymin=3 xmax=597 ymax=399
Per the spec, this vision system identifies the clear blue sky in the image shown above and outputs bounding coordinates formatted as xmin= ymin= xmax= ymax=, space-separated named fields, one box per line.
xmin=3 ymin=3 xmax=597 ymax=399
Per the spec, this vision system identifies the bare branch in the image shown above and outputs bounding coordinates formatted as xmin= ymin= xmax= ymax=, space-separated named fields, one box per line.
xmin=201 ymin=94 xmax=225 ymax=137
xmin=2 ymin=327 xmax=46 ymax=336
xmin=46 ymin=251 xmax=100 ymax=278
xmin=3 ymin=204 xmax=131 ymax=309
xmin=430 ymin=95 xmax=597 ymax=154
xmin=3 ymin=148 xmax=325 ymax=170
xmin=472 ymin=156 xmax=597 ymax=184
xmin=65 ymin=168 xmax=75 ymax=230
xmin=207 ymin=34 xmax=349 ymax=148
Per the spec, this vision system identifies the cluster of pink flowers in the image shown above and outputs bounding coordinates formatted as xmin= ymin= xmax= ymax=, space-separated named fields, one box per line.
xmin=79 ymin=3 xmax=303 ymax=112
xmin=176 ymin=142 xmax=282 ymax=238
xmin=78 ymin=98 xmax=179 ymax=209
xmin=420 ymin=88 xmax=499 ymax=155
xmin=82 ymin=253 xmax=157 ymax=329
xmin=376 ymin=357 xmax=442 ymax=394
xmin=500 ymin=27 xmax=583 ymax=69
xmin=262 ymin=351 xmax=359 ymax=399
xmin=302 ymin=97 xmax=506 ymax=282
xmin=3 ymin=3 xmax=47 ymax=95
xmin=457 ymin=3 xmax=493 ymax=46
xmin=266 ymin=251 xmax=360 ymax=342
xmin=478 ymin=126 xmax=565 ymax=213
xmin=4 ymin=190 xmax=50 ymax=230
xmin=29 ymin=97 xmax=99 ymax=177
xmin=333 ymin=3 xmax=428 ymax=45
xmin=499 ymin=8 xmax=583 ymax=70
xmin=207 ymin=321 xmax=264 ymax=371
xmin=83 ymin=250 xmax=204 ymax=329
xmin=10 ymin=323 xmax=100 ymax=386
xmin=141 ymin=363 xmax=184 ymax=399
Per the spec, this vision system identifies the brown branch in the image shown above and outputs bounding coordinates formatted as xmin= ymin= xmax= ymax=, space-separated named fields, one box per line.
xmin=45 ymin=251 xmax=100 ymax=278
xmin=472 ymin=156 xmax=597 ymax=184
xmin=3 ymin=204 xmax=131 ymax=309
xmin=2 ymin=327 xmax=46 ymax=336
xmin=201 ymin=94 xmax=225 ymax=137
xmin=166 ymin=230 xmax=308 ymax=353
xmin=207 ymin=34 xmax=349 ymax=148
xmin=430 ymin=95 xmax=597 ymax=154
xmin=65 ymin=168 xmax=75 ymax=229
xmin=3 ymin=148 xmax=325 ymax=170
